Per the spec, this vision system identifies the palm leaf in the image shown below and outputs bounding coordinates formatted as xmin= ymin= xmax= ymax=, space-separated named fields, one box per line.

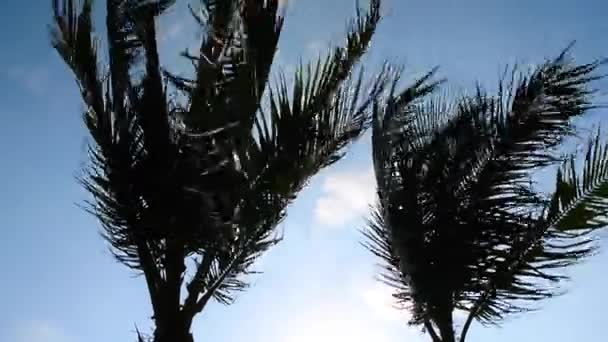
xmin=550 ymin=130 xmax=608 ymax=230
xmin=365 ymin=47 xmax=605 ymax=342
xmin=459 ymin=132 xmax=608 ymax=340
xmin=51 ymin=0 xmax=421 ymax=341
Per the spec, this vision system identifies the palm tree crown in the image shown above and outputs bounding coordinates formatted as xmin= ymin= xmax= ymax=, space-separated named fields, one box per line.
xmin=48 ymin=0 xmax=429 ymax=341
xmin=365 ymin=47 xmax=606 ymax=342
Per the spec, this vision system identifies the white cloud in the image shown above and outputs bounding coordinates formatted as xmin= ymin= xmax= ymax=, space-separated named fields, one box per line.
xmin=356 ymin=277 xmax=469 ymax=331
xmin=15 ymin=321 xmax=71 ymax=342
xmin=314 ymin=168 xmax=376 ymax=227
xmin=347 ymin=271 xmax=412 ymax=323
xmin=354 ymin=273 xmax=468 ymax=327
xmin=269 ymin=275 xmax=425 ymax=342
xmin=271 ymin=299 xmax=393 ymax=342
xmin=361 ymin=282 xmax=409 ymax=322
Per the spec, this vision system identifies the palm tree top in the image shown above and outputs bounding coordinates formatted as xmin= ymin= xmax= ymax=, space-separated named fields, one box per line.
xmin=49 ymin=0 xmax=435 ymax=341
xmin=365 ymin=46 xmax=606 ymax=342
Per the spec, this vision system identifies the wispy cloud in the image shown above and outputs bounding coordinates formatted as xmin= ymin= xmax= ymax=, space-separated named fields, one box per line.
xmin=360 ymin=281 xmax=410 ymax=322
xmin=271 ymin=298 xmax=394 ymax=342
xmin=15 ymin=320 xmax=71 ymax=342
xmin=314 ymin=168 xmax=376 ymax=227
xmin=269 ymin=274 xmax=424 ymax=342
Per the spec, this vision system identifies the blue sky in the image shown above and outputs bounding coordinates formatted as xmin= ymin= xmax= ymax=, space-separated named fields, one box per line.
xmin=1 ymin=0 xmax=607 ymax=341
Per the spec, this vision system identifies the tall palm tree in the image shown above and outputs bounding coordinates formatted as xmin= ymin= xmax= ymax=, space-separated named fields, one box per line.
xmin=365 ymin=48 xmax=606 ymax=342
xmin=48 ymin=0 xmax=437 ymax=341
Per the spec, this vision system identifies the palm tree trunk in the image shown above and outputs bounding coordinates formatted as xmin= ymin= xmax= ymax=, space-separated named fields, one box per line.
xmin=438 ymin=325 xmax=455 ymax=342
xmin=153 ymin=315 xmax=194 ymax=342
xmin=153 ymin=328 xmax=194 ymax=342
xmin=432 ymin=303 xmax=456 ymax=342
xmin=153 ymin=249 xmax=191 ymax=342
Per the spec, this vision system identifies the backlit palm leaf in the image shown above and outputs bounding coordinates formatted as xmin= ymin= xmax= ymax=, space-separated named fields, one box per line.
xmin=366 ymin=47 xmax=605 ymax=342
xmin=50 ymin=1 xmax=404 ymax=341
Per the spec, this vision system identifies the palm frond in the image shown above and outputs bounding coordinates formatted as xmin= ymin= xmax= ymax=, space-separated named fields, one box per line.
xmin=549 ymin=130 xmax=608 ymax=230
xmin=53 ymin=0 xmax=393 ymax=340
xmin=246 ymin=0 xmax=386 ymax=198
xmin=51 ymin=0 xmax=109 ymax=144
xmin=242 ymin=0 xmax=285 ymax=103
xmin=365 ymin=47 xmax=605 ymax=342
xmin=459 ymin=132 xmax=608 ymax=338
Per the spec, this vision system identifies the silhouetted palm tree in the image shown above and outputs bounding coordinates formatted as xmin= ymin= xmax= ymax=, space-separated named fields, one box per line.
xmin=365 ymin=48 xmax=606 ymax=342
xmin=48 ymin=0 xmax=436 ymax=341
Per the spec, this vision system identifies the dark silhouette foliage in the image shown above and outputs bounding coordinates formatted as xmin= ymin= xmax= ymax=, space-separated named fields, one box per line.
xmin=48 ymin=0 xmax=438 ymax=341
xmin=365 ymin=47 xmax=606 ymax=342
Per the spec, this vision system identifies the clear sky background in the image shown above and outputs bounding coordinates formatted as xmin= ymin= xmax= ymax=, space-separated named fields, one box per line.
xmin=1 ymin=0 xmax=607 ymax=342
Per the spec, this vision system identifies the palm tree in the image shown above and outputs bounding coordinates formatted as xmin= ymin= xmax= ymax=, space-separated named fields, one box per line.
xmin=365 ymin=48 xmax=606 ymax=342
xmin=48 ymin=0 xmax=436 ymax=341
